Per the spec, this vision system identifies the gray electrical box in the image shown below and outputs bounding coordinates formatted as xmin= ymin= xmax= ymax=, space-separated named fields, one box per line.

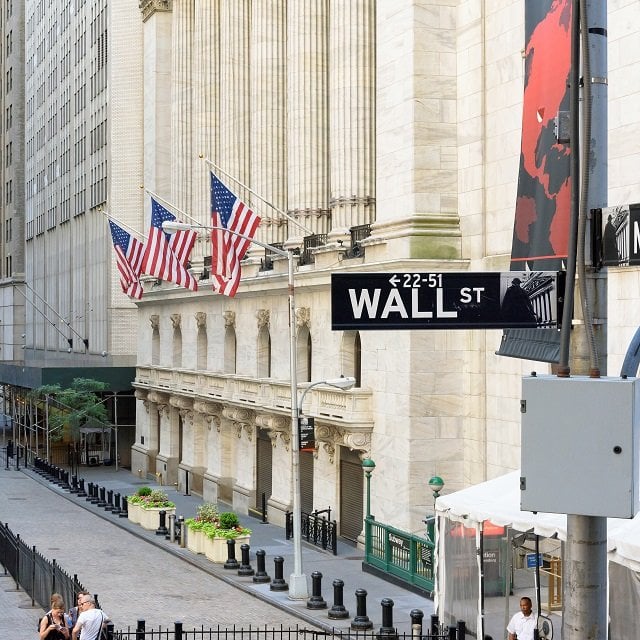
xmin=521 ymin=375 xmax=640 ymax=518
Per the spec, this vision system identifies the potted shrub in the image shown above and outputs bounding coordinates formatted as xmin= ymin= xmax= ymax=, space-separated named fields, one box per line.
xmin=126 ymin=486 xmax=152 ymax=524
xmin=132 ymin=488 xmax=176 ymax=531
xmin=184 ymin=503 xmax=219 ymax=554
xmin=202 ymin=511 xmax=251 ymax=563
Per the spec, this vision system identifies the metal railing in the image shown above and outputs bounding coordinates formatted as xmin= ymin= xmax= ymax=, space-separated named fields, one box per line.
xmin=0 ymin=520 xmax=86 ymax=611
xmin=285 ymin=509 xmax=338 ymax=555
xmin=363 ymin=517 xmax=435 ymax=594
xmin=112 ymin=618 xmax=465 ymax=640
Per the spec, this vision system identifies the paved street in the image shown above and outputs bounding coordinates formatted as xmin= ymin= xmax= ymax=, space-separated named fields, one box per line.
xmin=0 ymin=464 xmax=435 ymax=637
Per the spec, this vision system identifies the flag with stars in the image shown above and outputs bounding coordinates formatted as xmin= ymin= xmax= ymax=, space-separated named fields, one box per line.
xmin=141 ymin=198 xmax=198 ymax=292
xmin=210 ymin=172 xmax=261 ymax=297
xmin=109 ymin=220 xmax=144 ymax=300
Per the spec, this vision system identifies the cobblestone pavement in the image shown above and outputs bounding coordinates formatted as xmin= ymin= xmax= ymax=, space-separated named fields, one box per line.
xmin=0 ymin=469 xmax=318 ymax=634
xmin=1 ymin=465 xmax=435 ymax=637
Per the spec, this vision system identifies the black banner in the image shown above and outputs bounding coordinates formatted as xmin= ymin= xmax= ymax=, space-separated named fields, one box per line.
xmin=332 ymin=272 xmax=563 ymax=331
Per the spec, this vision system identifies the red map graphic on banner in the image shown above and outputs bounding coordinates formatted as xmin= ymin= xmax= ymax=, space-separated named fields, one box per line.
xmin=511 ymin=0 xmax=572 ymax=270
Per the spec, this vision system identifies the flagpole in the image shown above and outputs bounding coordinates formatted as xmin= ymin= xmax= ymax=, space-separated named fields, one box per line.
xmin=98 ymin=207 xmax=146 ymax=241
xmin=199 ymin=155 xmax=314 ymax=235
xmin=141 ymin=188 xmax=202 ymax=226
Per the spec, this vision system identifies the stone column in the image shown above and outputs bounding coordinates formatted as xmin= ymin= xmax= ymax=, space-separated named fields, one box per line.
xmin=140 ymin=0 xmax=173 ymax=214
xmin=251 ymin=0 xmax=287 ymax=249
xmin=286 ymin=1 xmax=330 ymax=241
xmin=329 ymin=0 xmax=376 ymax=236
xmin=171 ymin=0 xmax=194 ymax=212
xmin=373 ymin=0 xmax=461 ymax=261
xmin=220 ymin=1 xmax=251 ymax=188
xmin=191 ymin=0 xmax=221 ymax=271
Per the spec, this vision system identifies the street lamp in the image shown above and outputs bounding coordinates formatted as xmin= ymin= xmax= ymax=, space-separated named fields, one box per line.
xmin=295 ymin=375 xmax=355 ymax=597
xmin=428 ymin=475 xmax=444 ymax=502
xmin=362 ymin=457 xmax=376 ymax=520
xmin=163 ymin=220 xmax=354 ymax=599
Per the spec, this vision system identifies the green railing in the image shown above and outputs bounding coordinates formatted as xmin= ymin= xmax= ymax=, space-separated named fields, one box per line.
xmin=364 ymin=516 xmax=435 ymax=593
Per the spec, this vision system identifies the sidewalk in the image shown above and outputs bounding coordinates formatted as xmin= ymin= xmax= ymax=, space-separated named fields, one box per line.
xmin=1 ymin=463 xmax=435 ymax=635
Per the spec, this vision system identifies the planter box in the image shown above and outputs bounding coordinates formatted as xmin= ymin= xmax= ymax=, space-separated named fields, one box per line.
xmin=139 ymin=506 xmax=176 ymax=531
xmin=204 ymin=534 xmax=250 ymax=563
xmin=186 ymin=528 xmax=206 ymax=555
xmin=127 ymin=501 xmax=142 ymax=525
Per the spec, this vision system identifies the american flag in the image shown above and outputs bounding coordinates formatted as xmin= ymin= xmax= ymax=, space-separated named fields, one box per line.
xmin=141 ymin=199 xmax=198 ymax=292
xmin=210 ymin=173 xmax=261 ymax=297
xmin=109 ymin=220 xmax=144 ymax=300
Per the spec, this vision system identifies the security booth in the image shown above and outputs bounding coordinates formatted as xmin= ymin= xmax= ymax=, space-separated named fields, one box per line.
xmin=79 ymin=425 xmax=113 ymax=465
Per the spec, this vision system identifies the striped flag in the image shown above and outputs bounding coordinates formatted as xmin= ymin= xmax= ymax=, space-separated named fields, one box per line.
xmin=141 ymin=199 xmax=198 ymax=292
xmin=210 ymin=172 xmax=261 ymax=297
xmin=108 ymin=220 xmax=144 ymax=300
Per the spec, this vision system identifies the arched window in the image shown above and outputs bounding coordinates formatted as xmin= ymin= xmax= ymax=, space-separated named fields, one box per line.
xmin=151 ymin=326 xmax=160 ymax=366
xmin=197 ymin=325 xmax=207 ymax=370
xmin=224 ymin=325 xmax=237 ymax=374
xmin=173 ymin=327 xmax=182 ymax=368
xmin=296 ymin=326 xmax=311 ymax=383
xmin=341 ymin=331 xmax=362 ymax=387
xmin=257 ymin=326 xmax=271 ymax=378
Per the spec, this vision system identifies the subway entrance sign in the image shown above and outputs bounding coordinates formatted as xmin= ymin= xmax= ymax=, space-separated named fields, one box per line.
xmin=331 ymin=271 xmax=563 ymax=330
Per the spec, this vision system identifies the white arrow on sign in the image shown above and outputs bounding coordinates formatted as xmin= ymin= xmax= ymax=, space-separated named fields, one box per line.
xmin=388 ymin=275 xmax=400 ymax=287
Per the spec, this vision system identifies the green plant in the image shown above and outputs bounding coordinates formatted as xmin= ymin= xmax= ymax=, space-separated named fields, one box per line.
xmin=218 ymin=512 xmax=240 ymax=530
xmin=196 ymin=502 xmax=220 ymax=524
xmin=128 ymin=488 xmax=175 ymax=509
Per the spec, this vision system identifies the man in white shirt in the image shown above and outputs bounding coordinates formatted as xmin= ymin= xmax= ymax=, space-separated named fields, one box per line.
xmin=507 ymin=596 xmax=537 ymax=640
xmin=72 ymin=594 xmax=110 ymax=640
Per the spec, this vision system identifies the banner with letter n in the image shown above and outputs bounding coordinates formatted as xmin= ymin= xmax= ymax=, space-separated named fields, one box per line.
xmin=331 ymin=272 xmax=564 ymax=331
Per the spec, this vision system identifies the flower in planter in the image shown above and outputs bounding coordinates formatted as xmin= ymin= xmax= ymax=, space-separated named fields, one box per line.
xmin=127 ymin=487 xmax=175 ymax=509
xmin=185 ymin=502 xmax=219 ymax=531
xmin=203 ymin=511 xmax=251 ymax=540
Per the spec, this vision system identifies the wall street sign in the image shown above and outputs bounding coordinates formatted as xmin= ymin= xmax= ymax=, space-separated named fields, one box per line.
xmin=331 ymin=272 xmax=563 ymax=331
xmin=596 ymin=204 xmax=640 ymax=267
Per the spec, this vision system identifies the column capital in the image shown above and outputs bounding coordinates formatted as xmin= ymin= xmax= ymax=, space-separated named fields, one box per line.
xmin=140 ymin=0 xmax=173 ymax=23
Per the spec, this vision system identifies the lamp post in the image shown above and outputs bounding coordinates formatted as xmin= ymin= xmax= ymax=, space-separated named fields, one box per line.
xmin=163 ymin=220 xmax=354 ymax=599
xmin=294 ymin=375 xmax=355 ymax=597
xmin=362 ymin=457 xmax=376 ymax=520
xmin=426 ymin=475 xmax=444 ymax=543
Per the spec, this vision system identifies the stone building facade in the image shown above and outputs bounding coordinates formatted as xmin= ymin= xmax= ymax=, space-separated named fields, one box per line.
xmin=132 ymin=1 xmax=640 ymax=540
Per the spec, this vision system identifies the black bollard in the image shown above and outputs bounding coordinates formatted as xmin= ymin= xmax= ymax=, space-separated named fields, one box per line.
xmin=328 ymin=579 xmax=349 ymax=619
xmin=270 ymin=556 xmax=288 ymax=591
xmin=378 ymin=598 xmax=398 ymax=639
xmin=224 ymin=539 xmax=239 ymax=570
xmin=77 ymin=478 xmax=87 ymax=498
xmin=97 ymin=486 xmax=107 ymax=507
xmin=237 ymin=543 xmax=255 ymax=576
xmin=86 ymin=482 xmax=95 ymax=502
xmin=457 ymin=620 xmax=466 ymax=639
xmin=351 ymin=589 xmax=373 ymax=630
xmin=174 ymin=622 xmax=183 ymax=638
xmin=112 ymin=492 xmax=121 ymax=516
xmin=252 ymin=549 xmax=271 ymax=584
xmin=430 ymin=614 xmax=440 ymax=635
xmin=119 ymin=497 xmax=129 ymax=518
xmin=135 ymin=620 xmax=145 ymax=640
xmin=105 ymin=489 xmax=114 ymax=511
xmin=410 ymin=609 xmax=424 ymax=638
xmin=156 ymin=510 xmax=169 ymax=536
xmin=448 ymin=626 xmax=457 ymax=640
xmin=104 ymin=622 xmax=114 ymax=640
xmin=307 ymin=571 xmax=327 ymax=610
xmin=70 ymin=475 xmax=79 ymax=493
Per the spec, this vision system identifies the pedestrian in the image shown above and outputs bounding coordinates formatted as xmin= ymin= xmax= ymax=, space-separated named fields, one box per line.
xmin=66 ymin=591 xmax=90 ymax=631
xmin=507 ymin=596 xmax=537 ymax=640
xmin=39 ymin=593 xmax=70 ymax=640
xmin=71 ymin=594 xmax=110 ymax=640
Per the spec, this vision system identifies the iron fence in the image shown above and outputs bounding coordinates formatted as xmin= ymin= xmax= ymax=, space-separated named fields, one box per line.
xmin=285 ymin=509 xmax=338 ymax=555
xmin=0 ymin=520 xmax=86 ymax=611
xmin=111 ymin=621 xmax=465 ymax=640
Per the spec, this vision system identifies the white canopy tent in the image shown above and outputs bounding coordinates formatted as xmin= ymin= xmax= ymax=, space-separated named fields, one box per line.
xmin=434 ymin=471 xmax=639 ymax=638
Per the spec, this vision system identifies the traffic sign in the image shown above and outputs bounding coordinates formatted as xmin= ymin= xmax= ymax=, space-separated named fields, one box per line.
xmin=331 ymin=271 xmax=563 ymax=330
xmin=526 ymin=552 xmax=543 ymax=569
